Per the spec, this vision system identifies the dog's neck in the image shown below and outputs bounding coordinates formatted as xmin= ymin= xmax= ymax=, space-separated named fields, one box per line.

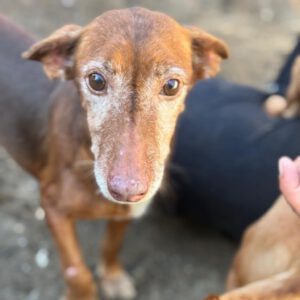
xmin=40 ymin=81 xmax=92 ymax=179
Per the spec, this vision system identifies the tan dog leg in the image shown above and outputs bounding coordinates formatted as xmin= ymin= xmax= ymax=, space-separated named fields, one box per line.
xmin=264 ymin=95 xmax=287 ymax=117
xmin=265 ymin=56 xmax=300 ymax=118
xmin=100 ymin=220 xmax=136 ymax=299
xmin=208 ymin=268 xmax=300 ymax=300
xmin=226 ymin=268 xmax=240 ymax=291
xmin=45 ymin=206 xmax=97 ymax=300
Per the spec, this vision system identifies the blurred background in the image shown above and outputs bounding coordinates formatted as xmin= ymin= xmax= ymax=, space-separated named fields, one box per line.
xmin=0 ymin=1 xmax=299 ymax=300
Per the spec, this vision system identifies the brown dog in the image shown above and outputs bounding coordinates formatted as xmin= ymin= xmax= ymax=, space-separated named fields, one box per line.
xmin=0 ymin=7 xmax=228 ymax=300
xmin=205 ymin=195 xmax=300 ymax=300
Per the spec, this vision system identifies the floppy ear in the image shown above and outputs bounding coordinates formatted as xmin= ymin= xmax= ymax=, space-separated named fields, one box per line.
xmin=22 ymin=24 xmax=82 ymax=80
xmin=187 ymin=26 xmax=229 ymax=80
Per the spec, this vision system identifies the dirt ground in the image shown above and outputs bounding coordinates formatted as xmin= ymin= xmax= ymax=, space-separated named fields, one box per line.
xmin=0 ymin=1 xmax=300 ymax=300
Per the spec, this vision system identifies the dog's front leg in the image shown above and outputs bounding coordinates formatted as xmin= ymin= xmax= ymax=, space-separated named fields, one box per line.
xmin=44 ymin=205 xmax=97 ymax=300
xmin=99 ymin=219 xmax=136 ymax=299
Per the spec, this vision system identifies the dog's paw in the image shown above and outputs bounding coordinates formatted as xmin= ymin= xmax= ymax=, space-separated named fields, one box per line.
xmin=203 ymin=295 xmax=220 ymax=300
xmin=60 ymin=296 xmax=97 ymax=300
xmin=264 ymin=95 xmax=287 ymax=117
xmin=59 ymin=291 xmax=98 ymax=300
xmin=60 ymin=295 xmax=97 ymax=300
xmin=100 ymin=271 xmax=137 ymax=299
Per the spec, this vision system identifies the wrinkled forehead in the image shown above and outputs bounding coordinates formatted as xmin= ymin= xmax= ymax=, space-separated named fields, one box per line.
xmin=75 ymin=9 xmax=192 ymax=76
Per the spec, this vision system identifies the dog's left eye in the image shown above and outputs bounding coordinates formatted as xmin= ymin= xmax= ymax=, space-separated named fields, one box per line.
xmin=162 ymin=79 xmax=180 ymax=97
xmin=88 ymin=72 xmax=106 ymax=92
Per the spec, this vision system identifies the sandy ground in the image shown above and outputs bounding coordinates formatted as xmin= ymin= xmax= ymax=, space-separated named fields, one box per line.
xmin=0 ymin=1 xmax=300 ymax=300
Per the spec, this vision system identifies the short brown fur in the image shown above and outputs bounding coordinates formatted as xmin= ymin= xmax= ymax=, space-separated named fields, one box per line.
xmin=205 ymin=197 xmax=300 ymax=300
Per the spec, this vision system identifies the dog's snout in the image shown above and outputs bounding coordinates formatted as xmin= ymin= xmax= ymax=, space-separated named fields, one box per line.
xmin=108 ymin=175 xmax=148 ymax=202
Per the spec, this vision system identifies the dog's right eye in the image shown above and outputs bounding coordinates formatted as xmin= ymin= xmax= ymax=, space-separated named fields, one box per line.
xmin=88 ymin=73 xmax=106 ymax=92
xmin=162 ymin=79 xmax=180 ymax=97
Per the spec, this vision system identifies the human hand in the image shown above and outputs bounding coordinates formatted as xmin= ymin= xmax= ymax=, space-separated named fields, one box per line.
xmin=279 ymin=156 xmax=300 ymax=215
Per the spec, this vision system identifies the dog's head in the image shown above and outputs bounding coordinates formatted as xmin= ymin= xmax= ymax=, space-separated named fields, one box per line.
xmin=24 ymin=7 xmax=228 ymax=204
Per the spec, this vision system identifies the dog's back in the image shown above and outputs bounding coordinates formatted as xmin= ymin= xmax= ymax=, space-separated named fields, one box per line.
xmin=0 ymin=15 xmax=57 ymax=176
xmin=208 ymin=196 xmax=300 ymax=300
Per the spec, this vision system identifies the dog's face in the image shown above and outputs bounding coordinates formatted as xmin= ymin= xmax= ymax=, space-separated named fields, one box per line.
xmin=24 ymin=8 xmax=228 ymax=204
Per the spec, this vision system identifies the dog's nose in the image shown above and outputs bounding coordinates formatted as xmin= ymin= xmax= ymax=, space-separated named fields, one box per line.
xmin=108 ymin=175 xmax=148 ymax=202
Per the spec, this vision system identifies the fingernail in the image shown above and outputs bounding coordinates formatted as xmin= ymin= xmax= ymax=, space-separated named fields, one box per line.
xmin=279 ymin=157 xmax=288 ymax=176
